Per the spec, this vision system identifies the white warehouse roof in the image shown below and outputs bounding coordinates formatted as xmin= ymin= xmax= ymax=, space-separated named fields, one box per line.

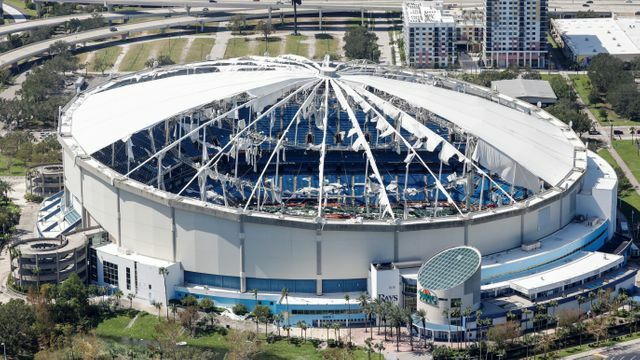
xmin=553 ymin=17 xmax=640 ymax=57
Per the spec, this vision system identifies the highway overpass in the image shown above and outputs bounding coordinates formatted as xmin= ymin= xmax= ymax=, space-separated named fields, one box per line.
xmin=0 ymin=8 xmax=320 ymax=69
xmin=30 ymin=0 xmax=640 ymax=15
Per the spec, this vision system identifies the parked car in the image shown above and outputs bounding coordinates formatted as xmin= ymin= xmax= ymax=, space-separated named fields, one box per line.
xmin=208 ymin=0 xmax=216 ymax=3
xmin=109 ymin=26 xmax=117 ymax=32
xmin=582 ymin=3 xmax=590 ymax=6
xmin=614 ymin=129 xmax=624 ymax=135
xmin=588 ymin=129 xmax=601 ymax=135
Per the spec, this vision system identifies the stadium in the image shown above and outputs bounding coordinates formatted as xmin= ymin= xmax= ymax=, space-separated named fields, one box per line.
xmin=46 ymin=55 xmax=633 ymax=338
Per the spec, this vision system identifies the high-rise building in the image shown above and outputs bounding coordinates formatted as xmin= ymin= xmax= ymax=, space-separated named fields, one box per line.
xmin=403 ymin=1 xmax=457 ymax=68
xmin=483 ymin=0 xmax=548 ymax=68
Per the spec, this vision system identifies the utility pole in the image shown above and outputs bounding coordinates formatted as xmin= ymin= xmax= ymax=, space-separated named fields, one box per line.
xmin=292 ymin=0 xmax=302 ymax=35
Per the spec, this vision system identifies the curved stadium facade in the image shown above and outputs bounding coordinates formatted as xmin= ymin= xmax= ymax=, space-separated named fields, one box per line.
xmin=47 ymin=56 xmax=631 ymax=336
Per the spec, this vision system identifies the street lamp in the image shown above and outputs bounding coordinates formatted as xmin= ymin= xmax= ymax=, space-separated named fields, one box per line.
xmin=2 ymin=342 xmax=6 ymax=360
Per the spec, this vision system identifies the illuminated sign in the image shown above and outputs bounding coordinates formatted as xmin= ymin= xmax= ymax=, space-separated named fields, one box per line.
xmin=418 ymin=288 xmax=438 ymax=306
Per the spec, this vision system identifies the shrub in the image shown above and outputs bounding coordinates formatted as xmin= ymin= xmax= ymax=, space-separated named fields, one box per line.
xmin=232 ymin=303 xmax=248 ymax=316
xmin=24 ymin=193 xmax=44 ymax=203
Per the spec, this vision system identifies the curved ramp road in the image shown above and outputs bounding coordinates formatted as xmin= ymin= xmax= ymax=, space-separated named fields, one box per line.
xmin=2 ymin=3 xmax=27 ymax=23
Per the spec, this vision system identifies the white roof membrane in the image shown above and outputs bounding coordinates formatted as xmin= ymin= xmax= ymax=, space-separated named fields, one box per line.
xmin=341 ymin=75 xmax=576 ymax=186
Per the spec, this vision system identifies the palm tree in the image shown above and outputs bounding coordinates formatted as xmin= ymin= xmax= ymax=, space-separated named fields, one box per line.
xmin=153 ymin=301 xmax=163 ymax=317
xmin=462 ymin=306 xmax=473 ymax=347
xmin=274 ymin=313 xmax=283 ymax=337
xmin=358 ymin=293 xmax=370 ymax=333
xmin=374 ymin=341 xmax=385 ymax=360
xmin=390 ymin=305 xmax=402 ymax=352
xmin=332 ymin=322 xmax=341 ymax=343
xmin=363 ymin=303 xmax=374 ymax=339
xmin=127 ymin=293 xmax=135 ymax=309
xmin=442 ymin=307 xmax=451 ymax=344
xmin=588 ymin=291 xmax=596 ymax=314
xmin=548 ymin=299 xmax=559 ymax=331
xmin=279 ymin=288 xmax=290 ymax=327
xmin=113 ymin=289 xmax=123 ymax=309
xmin=344 ymin=294 xmax=351 ymax=344
xmin=0 ymin=179 xmax=12 ymax=200
xmin=323 ymin=322 xmax=331 ymax=341
xmin=158 ymin=267 xmax=169 ymax=318
xmin=381 ymin=301 xmax=390 ymax=340
xmin=416 ymin=309 xmax=427 ymax=349
xmin=299 ymin=321 xmax=308 ymax=342
xmin=404 ymin=307 xmax=414 ymax=351
xmin=252 ymin=288 xmax=259 ymax=333
xmin=365 ymin=338 xmax=374 ymax=360
xmin=32 ymin=266 xmax=41 ymax=292
xmin=373 ymin=298 xmax=383 ymax=335
xmin=475 ymin=309 xmax=483 ymax=357
xmin=170 ymin=302 xmax=178 ymax=321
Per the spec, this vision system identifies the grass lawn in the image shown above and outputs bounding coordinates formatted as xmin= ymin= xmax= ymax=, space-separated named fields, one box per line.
xmin=96 ymin=312 xmax=369 ymax=359
xmin=569 ymin=74 xmax=639 ymax=126
xmin=598 ymin=148 xmax=640 ymax=216
xmin=251 ymin=37 xmax=283 ymax=57
xmin=612 ymin=140 xmax=640 ymax=184
xmin=313 ymin=34 xmax=340 ymax=60
xmin=284 ymin=35 xmax=309 ymax=57
xmin=96 ymin=313 xmax=160 ymax=340
xmin=224 ymin=37 xmax=252 ymax=58
xmin=0 ymin=154 xmax=29 ymax=176
xmin=184 ymin=37 xmax=215 ymax=63
xmin=89 ymin=46 xmax=122 ymax=72
xmin=156 ymin=38 xmax=188 ymax=64
xmin=119 ymin=42 xmax=154 ymax=72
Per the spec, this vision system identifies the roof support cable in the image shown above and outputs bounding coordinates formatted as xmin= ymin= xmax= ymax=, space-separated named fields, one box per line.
xmin=352 ymin=85 xmax=516 ymax=206
xmin=243 ymin=81 xmax=323 ymax=211
xmin=331 ymin=80 xmax=394 ymax=220
xmin=176 ymin=79 xmax=320 ymax=198
xmin=125 ymin=96 xmax=253 ymax=178
xmin=337 ymin=81 xmax=462 ymax=216
xmin=317 ymin=79 xmax=330 ymax=218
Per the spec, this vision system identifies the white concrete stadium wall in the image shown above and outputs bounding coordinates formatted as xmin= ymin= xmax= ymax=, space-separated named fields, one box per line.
xmin=468 ymin=216 xmax=521 ymax=255
xmin=174 ymin=209 xmax=241 ymax=277
xmin=321 ymin=230 xmax=393 ymax=279
xmin=522 ymin=201 xmax=561 ymax=243
xmin=119 ymin=190 xmax=173 ymax=260
xmin=397 ymin=227 xmax=465 ymax=262
xmin=82 ymin=170 xmax=119 ymax=240
xmin=244 ymin=223 xmax=317 ymax=279
xmin=63 ymin=149 xmax=83 ymax=204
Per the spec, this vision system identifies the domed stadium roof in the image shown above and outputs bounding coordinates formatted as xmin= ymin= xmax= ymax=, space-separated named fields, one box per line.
xmin=60 ymin=56 xmax=583 ymax=222
xmin=417 ymin=246 xmax=481 ymax=290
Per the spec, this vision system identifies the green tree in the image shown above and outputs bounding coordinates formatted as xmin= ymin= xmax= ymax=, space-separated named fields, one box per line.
xmin=343 ymin=26 xmax=381 ymax=62
xmin=257 ymin=20 xmax=272 ymax=55
xmin=93 ymin=55 xmax=110 ymax=75
xmin=252 ymin=305 xmax=272 ymax=337
xmin=0 ymin=299 xmax=38 ymax=357
xmin=230 ymin=15 xmax=246 ymax=35
xmin=199 ymin=297 xmax=214 ymax=313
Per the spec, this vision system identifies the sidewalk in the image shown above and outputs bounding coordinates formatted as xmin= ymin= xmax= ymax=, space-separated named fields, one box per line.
xmin=562 ymin=73 xmax=640 ymax=195
xmin=562 ymin=337 xmax=640 ymax=359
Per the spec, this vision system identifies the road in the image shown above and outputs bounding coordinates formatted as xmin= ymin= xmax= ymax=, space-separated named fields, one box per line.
xmin=31 ymin=0 xmax=640 ymax=15
xmin=1 ymin=2 xmax=26 ymax=23
xmin=0 ymin=8 xmax=324 ymax=69
xmin=0 ymin=7 xmax=216 ymax=36
xmin=564 ymin=337 xmax=640 ymax=359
